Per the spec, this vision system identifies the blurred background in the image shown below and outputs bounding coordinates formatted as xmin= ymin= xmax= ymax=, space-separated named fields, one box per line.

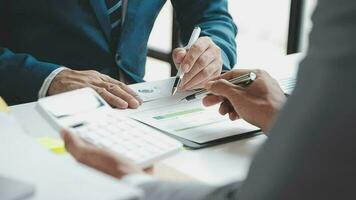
xmin=144 ymin=0 xmax=317 ymax=81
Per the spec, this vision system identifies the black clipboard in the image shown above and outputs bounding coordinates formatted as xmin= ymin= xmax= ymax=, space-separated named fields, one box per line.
xmin=167 ymin=130 xmax=262 ymax=149
xmin=133 ymin=117 xmax=262 ymax=149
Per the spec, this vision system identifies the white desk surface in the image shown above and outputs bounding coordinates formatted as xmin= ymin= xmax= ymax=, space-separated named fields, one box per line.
xmin=10 ymin=53 xmax=302 ymax=186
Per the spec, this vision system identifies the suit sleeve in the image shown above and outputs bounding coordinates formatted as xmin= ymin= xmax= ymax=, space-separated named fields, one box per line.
xmin=136 ymin=180 xmax=241 ymax=200
xmin=232 ymin=0 xmax=356 ymax=200
xmin=171 ymin=0 xmax=238 ymax=70
xmin=0 ymin=47 xmax=60 ymax=104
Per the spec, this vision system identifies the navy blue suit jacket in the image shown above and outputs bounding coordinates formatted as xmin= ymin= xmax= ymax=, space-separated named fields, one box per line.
xmin=0 ymin=0 xmax=237 ymax=104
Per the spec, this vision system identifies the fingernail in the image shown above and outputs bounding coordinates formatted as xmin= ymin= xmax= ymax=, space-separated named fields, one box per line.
xmin=136 ymin=96 xmax=144 ymax=105
xmin=177 ymin=48 xmax=185 ymax=54
xmin=118 ymin=102 xmax=129 ymax=109
xmin=129 ymin=99 xmax=140 ymax=108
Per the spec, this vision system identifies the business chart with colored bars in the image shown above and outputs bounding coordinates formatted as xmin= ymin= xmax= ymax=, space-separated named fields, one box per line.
xmin=130 ymin=100 xmax=259 ymax=144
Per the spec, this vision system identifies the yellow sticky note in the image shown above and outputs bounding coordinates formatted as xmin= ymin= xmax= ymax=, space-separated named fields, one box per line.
xmin=37 ymin=137 xmax=67 ymax=154
xmin=0 ymin=97 xmax=10 ymax=113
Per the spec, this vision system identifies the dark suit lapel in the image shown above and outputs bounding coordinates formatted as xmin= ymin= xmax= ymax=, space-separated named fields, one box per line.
xmin=89 ymin=0 xmax=111 ymax=41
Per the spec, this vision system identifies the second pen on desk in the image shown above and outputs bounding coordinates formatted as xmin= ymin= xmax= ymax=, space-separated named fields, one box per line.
xmin=182 ymin=72 xmax=257 ymax=101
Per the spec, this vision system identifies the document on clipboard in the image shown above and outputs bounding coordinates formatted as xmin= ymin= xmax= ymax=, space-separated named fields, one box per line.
xmin=130 ymin=99 xmax=258 ymax=144
xmin=127 ymin=80 xmax=259 ymax=144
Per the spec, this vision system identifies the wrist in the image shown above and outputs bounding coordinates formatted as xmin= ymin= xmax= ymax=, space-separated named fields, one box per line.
xmin=47 ymin=67 xmax=73 ymax=96
xmin=39 ymin=66 xmax=69 ymax=98
xmin=261 ymin=99 xmax=285 ymax=133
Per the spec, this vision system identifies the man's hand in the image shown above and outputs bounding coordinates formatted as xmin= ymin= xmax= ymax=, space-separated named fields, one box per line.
xmin=203 ymin=69 xmax=286 ymax=133
xmin=48 ymin=69 xmax=143 ymax=109
xmin=172 ymin=37 xmax=223 ymax=91
xmin=61 ymin=129 xmax=144 ymax=179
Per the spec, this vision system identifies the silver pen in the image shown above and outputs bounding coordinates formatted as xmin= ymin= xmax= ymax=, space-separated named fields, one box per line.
xmin=172 ymin=27 xmax=202 ymax=95
xmin=182 ymin=72 xmax=257 ymax=101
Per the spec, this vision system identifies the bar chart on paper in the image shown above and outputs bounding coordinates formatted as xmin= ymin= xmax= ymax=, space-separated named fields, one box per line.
xmin=130 ymin=101 xmax=259 ymax=144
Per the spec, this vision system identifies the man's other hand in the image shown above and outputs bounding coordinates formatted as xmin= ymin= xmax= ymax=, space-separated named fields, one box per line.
xmin=48 ymin=69 xmax=143 ymax=109
xmin=203 ymin=69 xmax=286 ymax=133
xmin=172 ymin=37 xmax=223 ymax=91
xmin=61 ymin=129 xmax=144 ymax=179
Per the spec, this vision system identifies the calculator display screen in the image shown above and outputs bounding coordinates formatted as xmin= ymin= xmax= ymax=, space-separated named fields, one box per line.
xmin=42 ymin=90 xmax=105 ymax=118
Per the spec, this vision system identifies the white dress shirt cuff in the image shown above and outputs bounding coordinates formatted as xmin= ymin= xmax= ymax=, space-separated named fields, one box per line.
xmin=121 ymin=174 xmax=157 ymax=187
xmin=38 ymin=67 xmax=68 ymax=99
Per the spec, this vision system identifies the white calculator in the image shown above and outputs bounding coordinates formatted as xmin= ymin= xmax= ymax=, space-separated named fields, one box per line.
xmin=37 ymin=88 xmax=182 ymax=168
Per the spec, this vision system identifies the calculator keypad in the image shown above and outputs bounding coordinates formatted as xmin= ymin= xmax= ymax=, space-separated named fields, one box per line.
xmin=71 ymin=112 xmax=182 ymax=167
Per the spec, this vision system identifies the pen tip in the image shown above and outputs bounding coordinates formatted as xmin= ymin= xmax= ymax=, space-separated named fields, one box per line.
xmin=172 ymin=87 xmax=178 ymax=95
